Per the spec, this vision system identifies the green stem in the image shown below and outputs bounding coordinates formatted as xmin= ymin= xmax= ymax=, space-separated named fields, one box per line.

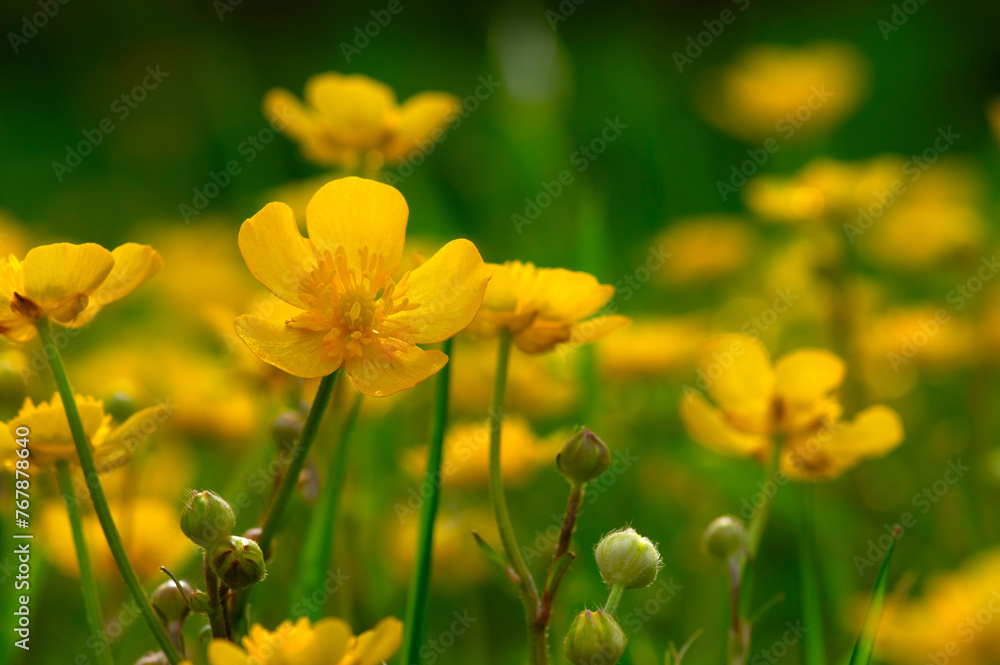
xmin=488 ymin=329 xmax=544 ymax=663
xmin=797 ymin=484 xmax=827 ymax=665
xmin=204 ymin=558 xmax=228 ymax=640
xmin=603 ymin=583 xmax=625 ymax=616
xmin=56 ymin=461 xmax=115 ymax=665
xmin=258 ymin=370 xmax=339 ymax=559
xmin=402 ymin=337 xmax=454 ymax=665
xmin=291 ymin=383 xmax=363 ymax=619
xmin=37 ymin=320 xmax=182 ymax=665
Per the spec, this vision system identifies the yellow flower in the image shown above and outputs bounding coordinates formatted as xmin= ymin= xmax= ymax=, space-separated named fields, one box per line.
xmin=0 ymin=393 xmax=167 ymax=472
xmin=0 ymin=242 xmax=162 ymax=342
xmin=655 ymin=216 xmax=754 ymax=284
xmin=390 ymin=507 xmax=498 ymax=586
xmin=235 ymin=177 xmax=490 ymax=397
xmin=208 ymin=616 xmax=402 ymax=665
xmin=679 ymin=335 xmax=904 ymax=480
xmin=467 ymin=261 xmax=629 ymax=354
xmin=697 ymin=41 xmax=868 ymax=143
xmin=596 ymin=315 xmax=708 ymax=381
xmin=264 ymin=72 xmax=458 ymax=170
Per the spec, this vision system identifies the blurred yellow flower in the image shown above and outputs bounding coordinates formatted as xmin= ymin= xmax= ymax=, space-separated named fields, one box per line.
xmin=0 ymin=393 xmax=167 ymax=472
xmin=679 ymin=335 xmax=904 ymax=480
xmin=404 ymin=416 xmax=563 ymax=489
xmin=235 ymin=177 xmax=490 ymax=397
xmin=0 ymin=242 xmax=162 ymax=342
xmin=390 ymin=507 xmax=498 ymax=585
xmin=698 ymin=41 xmax=869 ymax=143
xmin=264 ymin=72 xmax=458 ymax=170
xmin=467 ymin=261 xmax=629 ymax=354
xmin=655 ymin=216 xmax=754 ymax=284
xmin=597 ymin=315 xmax=709 ymax=381
xmin=208 ymin=616 xmax=402 ymax=665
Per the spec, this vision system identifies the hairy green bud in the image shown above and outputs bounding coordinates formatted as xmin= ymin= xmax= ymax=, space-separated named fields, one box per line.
xmin=557 ymin=428 xmax=611 ymax=485
xmin=564 ymin=609 xmax=627 ymax=665
xmin=595 ymin=527 xmax=662 ymax=589
xmin=180 ymin=490 xmax=236 ymax=548
xmin=209 ymin=535 xmax=267 ymax=590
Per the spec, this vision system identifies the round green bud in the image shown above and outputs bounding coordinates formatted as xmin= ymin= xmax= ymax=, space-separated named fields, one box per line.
xmin=595 ymin=527 xmax=662 ymax=589
xmin=151 ymin=579 xmax=192 ymax=622
xmin=272 ymin=410 xmax=304 ymax=453
xmin=134 ymin=652 xmax=169 ymax=665
xmin=209 ymin=536 xmax=267 ymax=590
xmin=703 ymin=515 xmax=746 ymax=561
xmin=106 ymin=391 xmax=135 ymax=422
xmin=564 ymin=609 xmax=627 ymax=665
xmin=180 ymin=490 xmax=236 ymax=548
xmin=187 ymin=589 xmax=212 ymax=614
xmin=557 ymin=428 xmax=611 ymax=485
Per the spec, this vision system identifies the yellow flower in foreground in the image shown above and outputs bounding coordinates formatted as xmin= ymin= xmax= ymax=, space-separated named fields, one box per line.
xmin=209 ymin=616 xmax=402 ymax=665
xmin=679 ymin=335 xmax=903 ymax=480
xmin=467 ymin=261 xmax=629 ymax=354
xmin=235 ymin=177 xmax=490 ymax=397
xmin=0 ymin=242 xmax=162 ymax=342
xmin=0 ymin=393 xmax=167 ymax=472
xmin=264 ymin=72 xmax=458 ymax=170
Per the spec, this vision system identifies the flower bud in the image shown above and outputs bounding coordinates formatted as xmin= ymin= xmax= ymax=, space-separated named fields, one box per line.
xmin=703 ymin=515 xmax=746 ymax=561
xmin=272 ymin=410 xmax=304 ymax=453
xmin=134 ymin=652 xmax=169 ymax=665
xmin=106 ymin=391 xmax=135 ymax=422
xmin=209 ymin=536 xmax=267 ymax=590
xmin=557 ymin=428 xmax=611 ymax=485
xmin=595 ymin=527 xmax=662 ymax=589
xmin=180 ymin=490 xmax=236 ymax=548
xmin=564 ymin=609 xmax=627 ymax=665
xmin=187 ymin=589 xmax=212 ymax=614
xmin=151 ymin=579 xmax=192 ymax=623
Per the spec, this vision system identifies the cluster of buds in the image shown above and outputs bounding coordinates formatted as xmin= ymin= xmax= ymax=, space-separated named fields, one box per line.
xmin=564 ymin=527 xmax=663 ymax=665
xmin=180 ymin=490 xmax=266 ymax=590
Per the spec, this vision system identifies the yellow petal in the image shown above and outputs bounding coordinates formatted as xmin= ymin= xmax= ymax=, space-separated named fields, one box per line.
xmin=783 ymin=406 xmax=904 ymax=480
xmin=568 ymin=315 xmax=630 ymax=347
xmin=305 ymin=177 xmax=408 ymax=277
xmin=306 ymin=617 xmax=353 ymax=663
xmin=207 ymin=639 xmax=249 ymax=665
xmin=69 ymin=244 xmax=163 ymax=327
xmin=533 ymin=269 xmax=615 ymax=323
xmin=346 ymin=339 xmax=447 ymax=397
xmin=350 ymin=617 xmax=404 ymax=665
xmin=381 ymin=92 xmax=459 ymax=162
xmin=95 ymin=404 xmax=169 ymax=472
xmin=264 ymin=87 xmax=319 ymax=143
xmin=774 ymin=349 xmax=845 ymax=429
xmin=234 ymin=315 xmax=343 ymax=378
xmin=680 ymin=390 xmax=769 ymax=457
xmin=699 ymin=335 xmax=774 ymax=434
xmin=22 ymin=243 xmax=114 ymax=307
xmin=828 ymin=405 xmax=904 ymax=457
xmin=304 ymin=72 xmax=396 ymax=147
xmin=513 ymin=320 xmax=572 ymax=354
xmin=239 ymin=202 xmax=318 ymax=308
xmin=388 ymin=239 xmax=490 ymax=344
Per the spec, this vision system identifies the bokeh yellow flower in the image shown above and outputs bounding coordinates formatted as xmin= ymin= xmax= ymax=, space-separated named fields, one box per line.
xmin=390 ymin=506 xmax=498 ymax=586
xmin=264 ymin=72 xmax=458 ymax=170
xmin=208 ymin=616 xmax=402 ymax=665
xmin=679 ymin=335 xmax=904 ymax=480
xmin=467 ymin=261 xmax=628 ymax=354
xmin=697 ymin=41 xmax=869 ymax=143
xmin=596 ymin=315 xmax=708 ymax=381
xmin=0 ymin=393 xmax=167 ymax=472
xmin=234 ymin=177 xmax=490 ymax=397
xmin=0 ymin=242 xmax=162 ymax=342
xmin=654 ymin=216 xmax=754 ymax=285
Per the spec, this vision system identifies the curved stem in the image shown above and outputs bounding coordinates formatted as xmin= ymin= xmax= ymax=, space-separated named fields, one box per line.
xmin=402 ymin=337 xmax=454 ymax=665
xmin=488 ymin=329 xmax=544 ymax=663
xmin=56 ymin=461 xmax=115 ymax=665
xmin=38 ymin=320 xmax=181 ymax=664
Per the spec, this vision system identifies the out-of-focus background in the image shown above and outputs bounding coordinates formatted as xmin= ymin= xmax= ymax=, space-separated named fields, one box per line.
xmin=4 ymin=0 xmax=1000 ymax=664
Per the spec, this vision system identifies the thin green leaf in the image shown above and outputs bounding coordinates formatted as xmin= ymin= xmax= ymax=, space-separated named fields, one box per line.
xmin=848 ymin=525 xmax=901 ymax=665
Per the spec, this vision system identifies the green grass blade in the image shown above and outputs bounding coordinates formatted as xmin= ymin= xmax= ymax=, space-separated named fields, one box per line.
xmin=848 ymin=525 xmax=901 ymax=665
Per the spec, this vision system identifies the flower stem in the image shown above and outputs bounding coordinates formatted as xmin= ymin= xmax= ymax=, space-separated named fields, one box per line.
xmin=258 ymin=370 xmax=339 ymax=559
xmin=56 ymin=461 xmax=115 ymax=665
xmin=603 ymin=583 xmax=625 ymax=616
xmin=402 ymin=337 xmax=453 ymax=665
xmin=488 ymin=329 xmax=544 ymax=663
xmin=37 ymin=320 xmax=182 ymax=665
xmin=291 ymin=381 xmax=362 ymax=619
xmin=797 ymin=483 xmax=827 ymax=665
xmin=537 ymin=482 xmax=584 ymax=626
xmin=204 ymin=557 xmax=228 ymax=640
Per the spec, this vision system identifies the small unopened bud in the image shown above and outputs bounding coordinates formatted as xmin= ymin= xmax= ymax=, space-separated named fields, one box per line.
xmin=564 ymin=609 xmax=627 ymax=665
xmin=209 ymin=536 xmax=267 ymax=590
xmin=595 ymin=527 xmax=662 ymax=589
xmin=272 ymin=410 xmax=304 ymax=453
xmin=187 ymin=590 xmax=212 ymax=614
xmin=557 ymin=428 xmax=611 ymax=485
xmin=703 ymin=515 xmax=746 ymax=561
xmin=134 ymin=652 xmax=169 ymax=665
xmin=180 ymin=490 xmax=236 ymax=548
xmin=151 ymin=579 xmax=192 ymax=623
xmin=106 ymin=391 xmax=135 ymax=422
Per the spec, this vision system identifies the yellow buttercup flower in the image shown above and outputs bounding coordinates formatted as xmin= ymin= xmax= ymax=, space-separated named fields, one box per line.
xmin=0 ymin=242 xmax=162 ymax=342
xmin=264 ymin=72 xmax=458 ymax=170
xmin=234 ymin=177 xmax=490 ymax=397
xmin=390 ymin=506 xmax=498 ymax=586
xmin=467 ymin=261 xmax=629 ymax=354
xmin=596 ymin=315 xmax=708 ymax=381
xmin=208 ymin=616 xmax=402 ymax=665
xmin=0 ymin=393 xmax=167 ymax=472
xmin=679 ymin=335 xmax=904 ymax=480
